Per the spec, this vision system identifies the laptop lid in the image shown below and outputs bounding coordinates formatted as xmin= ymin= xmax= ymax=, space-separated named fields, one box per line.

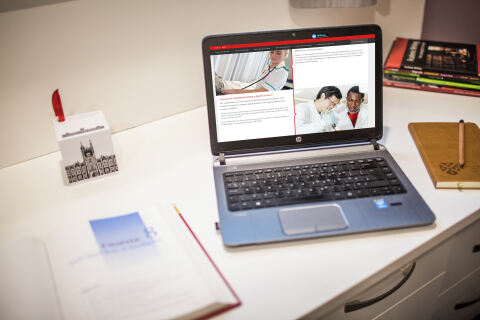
xmin=202 ymin=25 xmax=383 ymax=157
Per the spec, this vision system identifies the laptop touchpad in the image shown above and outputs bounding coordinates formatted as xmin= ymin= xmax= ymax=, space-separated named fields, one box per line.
xmin=278 ymin=204 xmax=348 ymax=236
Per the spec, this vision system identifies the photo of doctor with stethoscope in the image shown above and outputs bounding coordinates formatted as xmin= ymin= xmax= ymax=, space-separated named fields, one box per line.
xmin=214 ymin=49 xmax=291 ymax=95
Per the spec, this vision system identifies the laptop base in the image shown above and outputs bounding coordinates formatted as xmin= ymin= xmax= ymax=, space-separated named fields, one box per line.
xmin=213 ymin=145 xmax=435 ymax=247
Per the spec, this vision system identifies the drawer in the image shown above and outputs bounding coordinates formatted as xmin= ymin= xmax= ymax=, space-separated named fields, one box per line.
xmin=317 ymin=237 xmax=454 ymax=320
xmin=375 ymin=272 xmax=445 ymax=320
xmin=440 ymin=218 xmax=480 ymax=293
xmin=433 ymin=265 xmax=480 ymax=320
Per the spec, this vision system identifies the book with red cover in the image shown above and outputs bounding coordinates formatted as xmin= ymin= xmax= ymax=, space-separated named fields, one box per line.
xmin=385 ymin=37 xmax=480 ymax=78
xmin=383 ymin=79 xmax=480 ymax=98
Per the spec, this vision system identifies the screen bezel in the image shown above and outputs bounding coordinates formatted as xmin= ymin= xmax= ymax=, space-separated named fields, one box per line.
xmin=202 ymin=24 xmax=383 ymax=156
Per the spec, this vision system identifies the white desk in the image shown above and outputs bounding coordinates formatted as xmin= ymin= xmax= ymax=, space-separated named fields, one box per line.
xmin=0 ymin=87 xmax=479 ymax=319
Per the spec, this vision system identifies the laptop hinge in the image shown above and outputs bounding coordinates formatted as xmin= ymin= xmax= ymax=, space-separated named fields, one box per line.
xmin=219 ymin=153 xmax=226 ymax=165
xmin=370 ymin=139 xmax=380 ymax=150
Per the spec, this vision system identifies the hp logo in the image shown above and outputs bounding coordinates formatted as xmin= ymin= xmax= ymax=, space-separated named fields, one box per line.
xmin=296 ymin=136 xmax=302 ymax=143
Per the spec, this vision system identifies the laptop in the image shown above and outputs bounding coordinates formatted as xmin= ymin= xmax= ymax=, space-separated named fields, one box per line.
xmin=202 ymin=25 xmax=435 ymax=246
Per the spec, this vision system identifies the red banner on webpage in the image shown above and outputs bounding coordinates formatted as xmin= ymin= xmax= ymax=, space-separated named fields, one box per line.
xmin=209 ymin=34 xmax=375 ymax=50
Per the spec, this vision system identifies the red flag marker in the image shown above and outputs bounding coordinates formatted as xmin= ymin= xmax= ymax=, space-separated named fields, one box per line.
xmin=52 ymin=89 xmax=65 ymax=122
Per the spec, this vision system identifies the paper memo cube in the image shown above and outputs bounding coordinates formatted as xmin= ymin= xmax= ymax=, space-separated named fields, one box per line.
xmin=53 ymin=110 xmax=118 ymax=184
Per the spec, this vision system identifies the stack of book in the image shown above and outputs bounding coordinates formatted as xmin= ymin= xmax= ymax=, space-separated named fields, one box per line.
xmin=384 ymin=37 xmax=480 ymax=97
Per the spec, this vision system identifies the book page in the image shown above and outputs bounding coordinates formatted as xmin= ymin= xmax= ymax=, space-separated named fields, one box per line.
xmin=45 ymin=207 xmax=227 ymax=320
xmin=162 ymin=207 xmax=239 ymax=306
xmin=0 ymin=238 xmax=62 ymax=320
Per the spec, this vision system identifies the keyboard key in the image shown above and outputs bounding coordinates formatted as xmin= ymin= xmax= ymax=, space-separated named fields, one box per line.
xmin=361 ymin=163 xmax=376 ymax=169
xmin=253 ymin=200 xmax=264 ymax=208
xmin=346 ymin=191 xmax=355 ymax=198
xmin=228 ymin=195 xmax=240 ymax=202
xmin=263 ymin=192 xmax=274 ymax=199
xmin=274 ymin=191 xmax=284 ymax=198
xmin=385 ymin=172 xmax=395 ymax=179
xmin=226 ymin=182 xmax=239 ymax=189
xmin=366 ymin=180 xmax=390 ymax=188
xmin=251 ymin=193 xmax=263 ymax=200
xmin=390 ymin=179 xmax=400 ymax=186
xmin=229 ymin=202 xmax=241 ymax=211
xmin=371 ymin=188 xmax=386 ymax=196
xmin=239 ymin=194 xmax=252 ymax=201
xmin=276 ymin=194 xmax=332 ymax=206
xmin=240 ymin=201 xmax=253 ymax=209
xmin=227 ymin=189 xmax=243 ymax=196
xmin=350 ymin=170 xmax=361 ymax=176
xmin=344 ymin=183 xmax=354 ymax=190
xmin=243 ymin=187 xmax=253 ymax=194
xmin=320 ymin=185 xmax=333 ymax=192
xmin=355 ymin=189 xmax=370 ymax=197
xmin=333 ymin=192 xmax=346 ymax=199
xmin=265 ymin=199 xmax=275 ymax=207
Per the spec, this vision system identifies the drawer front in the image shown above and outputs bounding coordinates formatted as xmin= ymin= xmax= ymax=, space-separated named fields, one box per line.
xmin=375 ymin=272 xmax=445 ymax=320
xmin=440 ymin=218 xmax=480 ymax=293
xmin=318 ymin=237 xmax=454 ymax=320
xmin=433 ymin=266 xmax=480 ymax=320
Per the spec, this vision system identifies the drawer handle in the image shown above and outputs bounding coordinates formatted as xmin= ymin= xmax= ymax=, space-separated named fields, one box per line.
xmin=344 ymin=262 xmax=416 ymax=313
xmin=454 ymin=295 xmax=480 ymax=310
xmin=473 ymin=244 xmax=480 ymax=253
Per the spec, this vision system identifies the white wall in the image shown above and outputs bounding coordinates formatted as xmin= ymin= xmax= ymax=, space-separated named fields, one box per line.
xmin=0 ymin=0 xmax=425 ymax=168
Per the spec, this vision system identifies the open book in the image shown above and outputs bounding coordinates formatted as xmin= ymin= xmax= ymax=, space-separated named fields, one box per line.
xmin=0 ymin=206 xmax=240 ymax=320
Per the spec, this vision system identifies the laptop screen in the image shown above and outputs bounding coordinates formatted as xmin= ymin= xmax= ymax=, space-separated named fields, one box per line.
xmin=203 ymin=25 xmax=382 ymax=155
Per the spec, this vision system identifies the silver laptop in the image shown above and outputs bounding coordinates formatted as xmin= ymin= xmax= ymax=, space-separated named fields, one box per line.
xmin=202 ymin=25 xmax=435 ymax=246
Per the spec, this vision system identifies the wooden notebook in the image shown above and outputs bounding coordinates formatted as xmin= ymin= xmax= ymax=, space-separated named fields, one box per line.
xmin=408 ymin=122 xmax=480 ymax=189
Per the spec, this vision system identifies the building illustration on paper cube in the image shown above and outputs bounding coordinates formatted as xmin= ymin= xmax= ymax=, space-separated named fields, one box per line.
xmin=65 ymin=140 xmax=118 ymax=184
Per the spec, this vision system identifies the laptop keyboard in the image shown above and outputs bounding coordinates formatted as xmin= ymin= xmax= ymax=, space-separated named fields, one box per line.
xmin=224 ymin=157 xmax=406 ymax=211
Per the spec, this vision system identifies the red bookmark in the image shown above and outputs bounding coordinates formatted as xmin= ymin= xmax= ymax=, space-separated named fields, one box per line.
xmin=52 ymin=89 xmax=65 ymax=122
